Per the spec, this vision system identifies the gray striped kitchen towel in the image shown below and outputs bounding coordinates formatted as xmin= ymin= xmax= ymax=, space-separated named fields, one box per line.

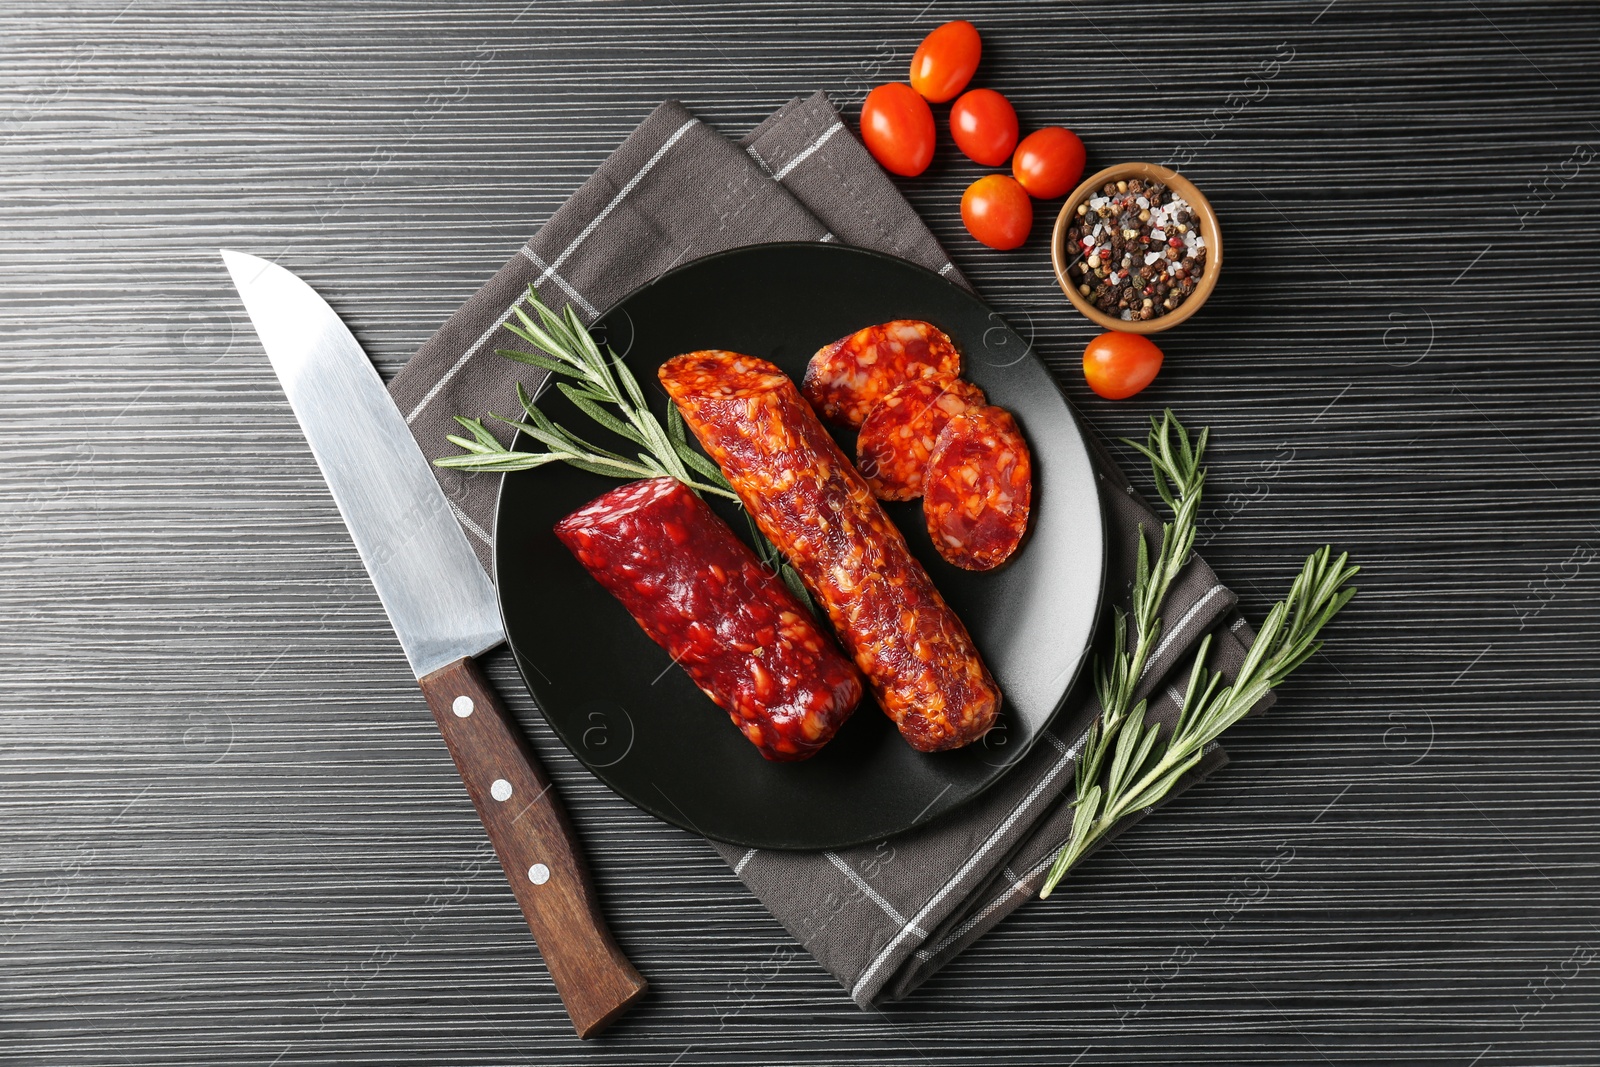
xmin=388 ymin=92 xmax=1270 ymax=1006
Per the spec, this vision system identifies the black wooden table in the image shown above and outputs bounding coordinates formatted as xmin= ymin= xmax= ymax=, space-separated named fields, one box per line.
xmin=5 ymin=2 xmax=1598 ymax=1063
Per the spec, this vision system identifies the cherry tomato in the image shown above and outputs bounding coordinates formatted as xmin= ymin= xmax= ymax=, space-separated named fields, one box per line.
xmin=1083 ymin=332 xmax=1163 ymax=399
xmin=1012 ymin=126 xmax=1086 ymax=200
xmin=859 ymin=83 xmax=936 ymax=177
xmin=961 ymin=174 xmax=1032 ymax=250
xmin=949 ymin=88 xmax=1019 ymax=167
xmin=910 ymin=20 xmax=982 ymax=103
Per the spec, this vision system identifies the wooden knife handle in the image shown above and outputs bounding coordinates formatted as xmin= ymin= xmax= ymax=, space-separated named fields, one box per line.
xmin=419 ymin=656 xmax=647 ymax=1038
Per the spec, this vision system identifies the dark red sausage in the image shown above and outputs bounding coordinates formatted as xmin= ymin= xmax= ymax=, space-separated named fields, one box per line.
xmin=659 ymin=351 xmax=1000 ymax=753
xmin=856 ymin=370 xmax=987 ymax=501
xmin=802 ymin=319 xmax=962 ymax=428
xmin=555 ymin=477 xmax=862 ymax=761
xmin=923 ymin=406 xmax=1033 ymax=571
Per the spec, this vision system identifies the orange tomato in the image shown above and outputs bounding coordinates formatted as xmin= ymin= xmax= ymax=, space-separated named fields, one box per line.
xmin=961 ymin=174 xmax=1032 ymax=250
xmin=1082 ymin=332 xmax=1163 ymax=399
xmin=910 ymin=20 xmax=982 ymax=103
xmin=859 ymin=83 xmax=937 ymax=177
xmin=1012 ymin=126 xmax=1086 ymax=199
xmin=949 ymin=88 xmax=1018 ymax=167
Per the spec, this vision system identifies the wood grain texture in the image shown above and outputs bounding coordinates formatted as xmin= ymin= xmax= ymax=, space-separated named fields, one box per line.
xmin=2 ymin=0 xmax=1598 ymax=1063
xmin=418 ymin=657 xmax=646 ymax=1037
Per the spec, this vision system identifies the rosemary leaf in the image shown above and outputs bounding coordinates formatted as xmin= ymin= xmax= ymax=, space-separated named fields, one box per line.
xmin=492 ymin=347 xmax=572 ymax=378
xmin=557 ymin=382 xmax=647 ymax=446
xmin=1106 ymin=704 xmax=1146 ymax=798
xmin=434 ymin=451 xmax=567 ymax=473
xmin=666 ymin=444 xmax=717 ymax=483
xmin=1064 ymin=784 xmax=1102 ymax=868
xmin=1118 ymin=751 xmax=1202 ymax=814
xmin=443 ymin=434 xmax=496 ymax=456
xmin=452 ymin=416 xmax=503 ymax=452
xmin=665 ymin=400 xmax=688 ymax=446
xmin=505 ymin=314 xmax=571 ymax=368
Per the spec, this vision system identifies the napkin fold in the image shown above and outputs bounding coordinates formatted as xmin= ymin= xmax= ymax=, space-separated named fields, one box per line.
xmin=388 ymin=93 xmax=1270 ymax=1006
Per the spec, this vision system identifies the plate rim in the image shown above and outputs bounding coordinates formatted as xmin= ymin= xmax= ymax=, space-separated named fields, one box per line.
xmin=491 ymin=240 xmax=1106 ymax=849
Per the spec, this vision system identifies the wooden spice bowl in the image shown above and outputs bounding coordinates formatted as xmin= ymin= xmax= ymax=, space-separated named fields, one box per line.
xmin=1051 ymin=162 xmax=1222 ymax=335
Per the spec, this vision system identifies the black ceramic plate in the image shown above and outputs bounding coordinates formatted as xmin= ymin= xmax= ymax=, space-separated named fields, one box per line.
xmin=494 ymin=243 xmax=1104 ymax=850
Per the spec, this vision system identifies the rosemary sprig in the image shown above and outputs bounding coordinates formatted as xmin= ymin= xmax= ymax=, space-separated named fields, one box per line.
xmin=1038 ymin=412 xmax=1358 ymax=899
xmin=434 ymin=285 xmax=816 ymax=612
xmin=433 ymin=286 xmax=733 ymax=497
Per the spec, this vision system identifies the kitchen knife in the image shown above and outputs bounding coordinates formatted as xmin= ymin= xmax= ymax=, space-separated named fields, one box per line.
xmin=221 ymin=249 xmax=646 ymax=1038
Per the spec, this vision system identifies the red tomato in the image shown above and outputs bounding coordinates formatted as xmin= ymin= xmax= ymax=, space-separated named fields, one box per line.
xmin=949 ymin=88 xmax=1019 ymax=167
xmin=1083 ymin=332 xmax=1163 ymax=399
xmin=860 ymin=83 xmax=936 ymax=177
xmin=1012 ymin=126 xmax=1086 ymax=199
xmin=910 ymin=20 xmax=982 ymax=103
xmin=961 ymin=174 xmax=1032 ymax=250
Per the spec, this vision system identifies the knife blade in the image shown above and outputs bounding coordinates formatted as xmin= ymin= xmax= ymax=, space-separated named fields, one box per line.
xmin=221 ymin=250 xmax=646 ymax=1038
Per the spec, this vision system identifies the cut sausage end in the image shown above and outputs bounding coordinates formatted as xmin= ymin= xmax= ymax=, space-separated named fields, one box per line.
xmin=923 ymin=406 xmax=1034 ymax=572
xmin=802 ymin=320 xmax=962 ymax=428
xmin=856 ymin=370 xmax=987 ymax=501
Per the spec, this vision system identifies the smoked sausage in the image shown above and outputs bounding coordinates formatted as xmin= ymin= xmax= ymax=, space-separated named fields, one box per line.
xmin=660 ymin=351 xmax=1001 ymax=752
xmin=556 ymin=477 xmax=863 ymax=761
